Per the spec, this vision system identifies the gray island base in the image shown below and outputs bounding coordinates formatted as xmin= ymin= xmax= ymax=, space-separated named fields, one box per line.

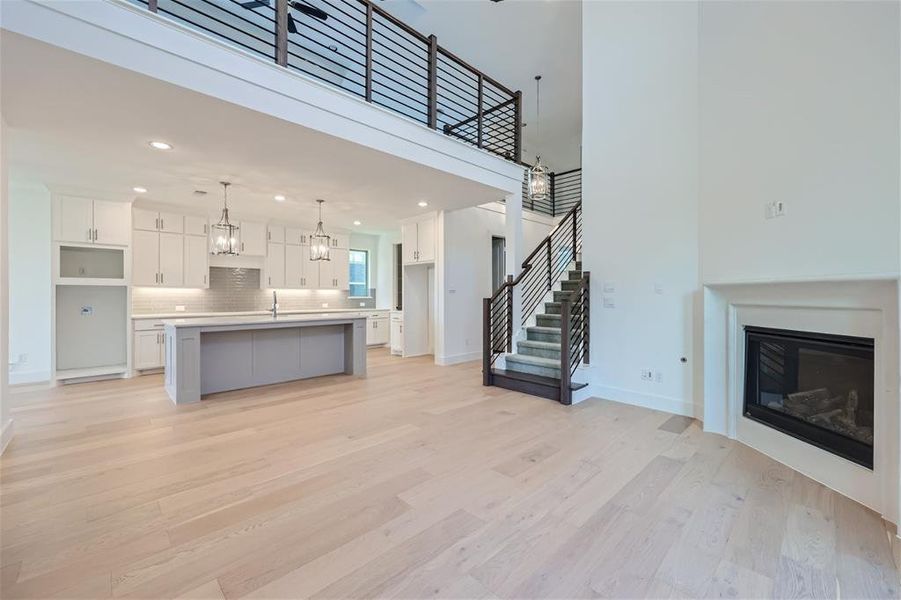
xmin=164 ymin=314 xmax=367 ymax=404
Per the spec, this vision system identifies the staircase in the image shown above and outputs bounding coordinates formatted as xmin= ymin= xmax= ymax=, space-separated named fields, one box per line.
xmin=483 ymin=203 xmax=589 ymax=405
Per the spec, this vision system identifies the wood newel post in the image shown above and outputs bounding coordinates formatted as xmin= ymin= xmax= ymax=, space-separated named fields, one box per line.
xmin=482 ymin=297 xmax=491 ymax=386
xmin=583 ymin=271 xmax=591 ymax=365
xmin=148 ymin=0 xmax=158 ymax=12
xmin=427 ymin=34 xmax=438 ymax=129
xmin=477 ymin=74 xmax=484 ymax=149
xmin=505 ymin=275 xmax=513 ymax=352
xmin=365 ymin=1 xmax=374 ymax=102
xmin=514 ymin=90 xmax=522 ymax=163
xmin=275 ymin=0 xmax=288 ymax=66
xmin=560 ymin=298 xmax=572 ymax=405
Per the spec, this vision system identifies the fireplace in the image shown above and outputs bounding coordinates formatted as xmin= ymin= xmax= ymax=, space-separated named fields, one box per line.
xmin=744 ymin=326 xmax=874 ymax=469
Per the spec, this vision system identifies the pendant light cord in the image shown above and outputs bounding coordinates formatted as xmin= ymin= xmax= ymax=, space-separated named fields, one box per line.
xmin=535 ymin=75 xmax=542 ymax=147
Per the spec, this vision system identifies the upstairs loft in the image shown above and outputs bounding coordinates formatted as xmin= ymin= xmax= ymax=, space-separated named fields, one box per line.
xmin=130 ymin=0 xmax=522 ymax=163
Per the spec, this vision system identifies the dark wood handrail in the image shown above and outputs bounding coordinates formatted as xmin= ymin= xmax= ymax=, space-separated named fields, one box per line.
xmin=489 ymin=201 xmax=581 ymax=302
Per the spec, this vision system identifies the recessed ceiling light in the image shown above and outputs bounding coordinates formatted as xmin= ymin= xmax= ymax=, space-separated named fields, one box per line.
xmin=148 ymin=141 xmax=172 ymax=150
xmin=417 ymin=201 xmax=428 ymax=207
xmin=353 ymin=220 xmax=361 ymax=226
xmin=133 ymin=186 xmax=147 ymax=193
xmin=274 ymin=195 xmax=286 ymax=202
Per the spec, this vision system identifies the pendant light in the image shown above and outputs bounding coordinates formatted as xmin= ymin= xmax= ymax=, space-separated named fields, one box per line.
xmin=310 ymin=199 xmax=331 ymax=261
xmin=527 ymin=75 xmax=550 ymax=203
xmin=211 ymin=181 xmax=240 ymax=255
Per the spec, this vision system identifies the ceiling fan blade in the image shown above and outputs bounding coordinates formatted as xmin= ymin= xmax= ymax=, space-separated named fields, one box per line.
xmin=289 ymin=2 xmax=328 ymax=21
xmin=287 ymin=12 xmax=298 ymax=34
xmin=239 ymin=0 xmax=271 ymax=8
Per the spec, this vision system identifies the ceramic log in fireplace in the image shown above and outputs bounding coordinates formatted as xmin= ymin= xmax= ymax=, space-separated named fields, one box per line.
xmin=744 ymin=326 xmax=874 ymax=469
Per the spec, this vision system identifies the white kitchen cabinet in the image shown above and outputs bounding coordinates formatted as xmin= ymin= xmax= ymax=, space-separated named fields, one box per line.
xmin=286 ymin=227 xmax=307 ymax=246
xmin=133 ymin=230 xmax=184 ymax=287
xmin=134 ymin=329 xmax=165 ymax=370
xmin=268 ymin=225 xmax=285 ymax=244
xmin=240 ymin=221 xmax=267 ymax=256
xmin=390 ymin=311 xmax=404 ymax=356
xmin=133 ymin=208 xmax=183 ymax=234
xmin=317 ymin=248 xmax=349 ymax=289
xmin=285 ymin=244 xmax=312 ymax=288
xmin=367 ymin=313 xmax=389 ymax=346
xmin=91 ymin=200 xmax=131 ymax=245
xmin=402 ymin=215 xmax=435 ymax=264
xmin=132 ymin=230 xmax=160 ymax=286
xmin=183 ymin=215 xmax=209 ymax=237
xmin=55 ymin=196 xmax=130 ymax=246
xmin=158 ymin=232 xmax=184 ymax=286
xmin=330 ymin=233 xmax=350 ymax=249
xmin=183 ymin=234 xmax=209 ymax=288
xmin=266 ymin=242 xmax=286 ymax=288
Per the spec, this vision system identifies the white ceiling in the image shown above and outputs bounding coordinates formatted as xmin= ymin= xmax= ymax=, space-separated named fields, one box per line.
xmin=0 ymin=32 xmax=511 ymax=235
xmin=380 ymin=0 xmax=583 ymax=171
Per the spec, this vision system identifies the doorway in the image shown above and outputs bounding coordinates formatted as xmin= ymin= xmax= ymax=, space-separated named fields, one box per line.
xmin=491 ymin=236 xmax=506 ymax=291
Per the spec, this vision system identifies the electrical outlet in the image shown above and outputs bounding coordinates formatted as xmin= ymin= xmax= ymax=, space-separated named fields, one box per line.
xmin=175 ymin=305 xmax=186 ymax=312
xmin=603 ymin=281 xmax=616 ymax=293
xmin=640 ymin=368 xmax=653 ymax=381
xmin=359 ymin=302 xmax=366 ymax=307
xmin=321 ymin=303 xmax=329 ymax=308
xmin=655 ymin=371 xmax=663 ymax=383
xmin=603 ymin=296 xmax=616 ymax=309
xmin=765 ymin=200 xmax=786 ymax=219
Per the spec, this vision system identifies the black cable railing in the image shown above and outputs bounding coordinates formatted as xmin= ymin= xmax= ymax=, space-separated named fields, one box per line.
xmin=482 ymin=202 xmax=583 ymax=390
xmin=130 ymin=0 xmax=520 ymax=162
xmin=520 ymin=167 xmax=582 ymax=217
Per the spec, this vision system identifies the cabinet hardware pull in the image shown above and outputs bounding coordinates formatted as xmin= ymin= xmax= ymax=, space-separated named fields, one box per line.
xmin=203 ymin=274 xmax=207 ymax=284
xmin=268 ymin=231 xmax=271 ymax=240
xmin=94 ymin=228 xmax=98 ymax=241
xmin=161 ymin=272 xmax=164 ymax=284
xmin=155 ymin=218 xmax=160 ymax=230
xmin=160 ymin=219 xmax=164 ymax=230
xmin=155 ymin=272 xmax=158 ymax=284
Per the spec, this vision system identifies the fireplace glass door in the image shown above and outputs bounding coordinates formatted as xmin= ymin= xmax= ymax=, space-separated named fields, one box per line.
xmin=743 ymin=326 xmax=874 ymax=469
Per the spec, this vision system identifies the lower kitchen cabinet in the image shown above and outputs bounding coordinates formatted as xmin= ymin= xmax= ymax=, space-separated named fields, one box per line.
xmin=133 ymin=322 xmax=166 ymax=370
xmin=366 ymin=313 xmax=389 ymax=346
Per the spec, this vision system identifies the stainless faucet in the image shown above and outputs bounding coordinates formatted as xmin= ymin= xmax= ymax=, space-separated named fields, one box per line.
xmin=270 ymin=290 xmax=278 ymax=319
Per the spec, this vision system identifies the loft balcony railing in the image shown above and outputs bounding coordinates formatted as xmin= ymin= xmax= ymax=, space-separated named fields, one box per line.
xmin=520 ymin=167 xmax=582 ymax=217
xmin=130 ymin=0 xmax=522 ymax=162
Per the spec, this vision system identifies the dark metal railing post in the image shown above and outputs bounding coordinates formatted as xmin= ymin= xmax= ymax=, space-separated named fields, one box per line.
xmin=148 ymin=0 xmax=158 ymax=12
xmin=365 ymin=1 xmax=374 ymax=102
xmin=427 ymin=34 xmax=438 ymax=129
xmin=546 ymin=237 xmax=553 ymax=293
xmin=514 ymin=90 xmax=522 ymax=162
xmin=483 ymin=297 xmax=492 ymax=386
xmin=477 ymin=74 xmax=484 ymax=149
xmin=505 ymin=275 xmax=513 ymax=352
xmin=572 ymin=206 xmax=579 ymax=261
xmin=275 ymin=0 xmax=288 ymax=67
xmin=550 ymin=172 xmax=556 ymax=216
xmin=560 ymin=298 xmax=572 ymax=405
xmin=583 ymin=271 xmax=591 ymax=365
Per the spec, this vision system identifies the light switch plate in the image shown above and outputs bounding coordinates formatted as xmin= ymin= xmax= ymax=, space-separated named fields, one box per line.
xmin=603 ymin=296 xmax=615 ymax=308
xmin=603 ymin=281 xmax=616 ymax=293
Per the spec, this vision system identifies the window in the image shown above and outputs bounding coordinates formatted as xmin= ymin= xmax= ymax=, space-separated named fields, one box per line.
xmin=348 ymin=249 xmax=369 ymax=297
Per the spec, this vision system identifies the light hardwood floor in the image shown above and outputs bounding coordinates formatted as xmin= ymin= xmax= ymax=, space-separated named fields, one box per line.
xmin=1 ymin=350 xmax=897 ymax=599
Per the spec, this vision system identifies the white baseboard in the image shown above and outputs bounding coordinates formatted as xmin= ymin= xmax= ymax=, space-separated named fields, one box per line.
xmin=590 ymin=384 xmax=695 ymax=417
xmin=435 ymin=351 xmax=481 ymax=366
xmin=1 ymin=419 xmax=14 ymax=455
xmin=9 ymin=369 xmax=51 ymax=386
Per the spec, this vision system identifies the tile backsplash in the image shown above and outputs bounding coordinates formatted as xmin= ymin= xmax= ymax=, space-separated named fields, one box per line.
xmin=132 ymin=267 xmax=376 ymax=314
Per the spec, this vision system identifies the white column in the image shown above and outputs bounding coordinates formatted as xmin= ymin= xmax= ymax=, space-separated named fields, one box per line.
xmin=505 ymin=186 xmax=524 ymax=336
xmin=0 ymin=115 xmax=12 ymax=454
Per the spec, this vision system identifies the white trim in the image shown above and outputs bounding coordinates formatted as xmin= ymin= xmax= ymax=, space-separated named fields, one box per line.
xmin=435 ymin=351 xmax=481 ymax=366
xmin=592 ymin=384 xmax=696 ymax=417
xmin=9 ymin=370 xmax=51 ymax=386
xmin=704 ymin=271 xmax=901 ymax=287
xmin=0 ymin=419 xmax=14 ymax=456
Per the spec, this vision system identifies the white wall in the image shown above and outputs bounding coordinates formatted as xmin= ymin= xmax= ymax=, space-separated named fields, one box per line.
xmin=439 ymin=203 xmax=552 ymax=365
xmin=375 ymin=231 xmax=400 ymax=310
xmin=0 ymin=114 xmax=12 ymax=452
xmin=581 ymin=0 xmax=900 ymax=417
xmin=8 ymin=182 xmax=51 ymax=384
xmin=581 ymin=1 xmax=700 ymax=416
xmin=700 ymin=1 xmax=900 ymax=284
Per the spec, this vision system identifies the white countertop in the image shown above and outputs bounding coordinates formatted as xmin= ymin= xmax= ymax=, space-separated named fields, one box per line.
xmin=163 ymin=312 xmax=369 ymax=328
xmin=133 ymin=308 xmax=389 ymax=320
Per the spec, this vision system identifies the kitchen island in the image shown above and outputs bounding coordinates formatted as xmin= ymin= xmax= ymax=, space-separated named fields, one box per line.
xmin=163 ymin=313 xmax=367 ymax=404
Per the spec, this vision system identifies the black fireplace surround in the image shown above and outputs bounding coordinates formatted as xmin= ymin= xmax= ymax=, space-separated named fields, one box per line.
xmin=744 ymin=326 xmax=874 ymax=469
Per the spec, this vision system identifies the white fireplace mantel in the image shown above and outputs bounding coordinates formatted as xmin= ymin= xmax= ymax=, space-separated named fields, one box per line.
xmin=702 ymin=278 xmax=899 ymax=524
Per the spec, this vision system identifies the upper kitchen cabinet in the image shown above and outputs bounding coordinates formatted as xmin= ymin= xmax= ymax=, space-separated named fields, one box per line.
xmin=239 ymin=221 xmax=267 ymax=256
xmin=133 ymin=208 xmax=184 ymax=234
xmin=183 ymin=215 xmax=209 ymax=237
xmin=54 ymin=195 xmax=130 ymax=246
xmin=329 ymin=233 xmax=350 ymax=249
xmin=285 ymin=227 xmax=307 ymax=246
xmin=402 ymin=214 xmax=436 ymax=264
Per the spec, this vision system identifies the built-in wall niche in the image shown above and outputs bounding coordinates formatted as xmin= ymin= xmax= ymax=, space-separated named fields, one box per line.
xmin=59 ymin=245 xmax=125 ymax=280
